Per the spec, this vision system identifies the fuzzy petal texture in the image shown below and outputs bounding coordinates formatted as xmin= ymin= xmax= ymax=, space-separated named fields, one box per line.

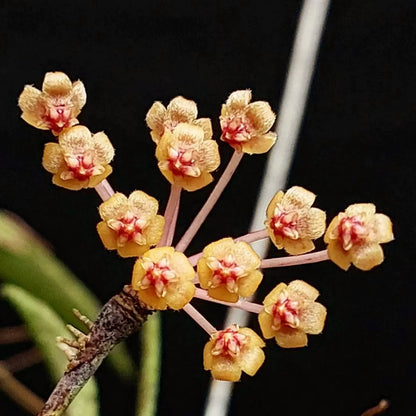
xmin=131 ymin=247 xmax=195 ymax=310
xmin=156 ymin=123 xmax=220 ymax=192
xmin=220 ymin=90 xmax=276 ymax=154
xmin=203 ymin=325 xmax=265 ymax=381
xmin=324 ymin=203 xmax=393 ymax=271
xmin=259 ymin=281 xmax=326 ymax=348
xmin=266 ymin=186 xmax=326 ymax=255
xmin=42 ymin=125 xmax=114 ymax=190
xmin=18 ymin=71 xmax=86 ymax=135
xmin=146 ymin=96 xmax=212 ymax=143
xmin=197 ymin=238 xmax=262 ymax=302
xmin=97 ymin=191 xmax=164 ymax=257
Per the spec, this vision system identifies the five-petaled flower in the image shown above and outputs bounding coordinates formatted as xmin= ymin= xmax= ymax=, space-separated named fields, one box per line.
xmin=197 ymin=237 xmax=263 ymax=302
xmin=220 ymin=89 xmax=277 ymax=154
xmin=156 ymin=122 xmax=220 ymax=191
xmin=131 ymin=247 xmax=196 ymax=310
xmin=324 ymin=203 xmax=394 ymax=271
xmin=258 ymin=280 xmax=327 ymax=348
xmin=146 ymin=95 xmax=213 ymax=144
xmin=42 ymin=125 xmax=114 ymax=190
xmin=203 ymin=324 xmax=265 ymax=381
xmin=97 ymin=191 xmax=165 ymax=258
xmin=265 ymin=186 xmax=326 ymax=255
xmin=18 ymin=71 xmax=86 ymax=136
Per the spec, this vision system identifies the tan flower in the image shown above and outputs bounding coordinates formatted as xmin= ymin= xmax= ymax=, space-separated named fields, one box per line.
xmin=220 ymin=90 xmax=277 ymax=154
xmin=197 ymin=238 xmax=262 ymax=302
xmin=97 ymin=191 xmax=165 ymax=258
xmin=42 ymin=125 xmax=114 ymax=190
xmin=258 ymin=280 xmax=327 ymax=348
xmin=156 ymin=123 xmax=220 ymax=191
xmin=203 ymin=325 xmax=265 ymax=381
xmin=18 ymin=71 xmax=86 ymax=136
xmin=265 ymin=186 xmax=326 ymax=255
xmin=146 ymin=96 xmax=212 ymax=144
xmin=324 ymin=203 xmax=394 ymax=271
xmin=131 ymin=247 xmax=196 ymax=310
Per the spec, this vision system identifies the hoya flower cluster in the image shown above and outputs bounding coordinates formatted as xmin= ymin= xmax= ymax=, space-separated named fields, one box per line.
xmin=18 ymin=72 xmax=394 ymax=382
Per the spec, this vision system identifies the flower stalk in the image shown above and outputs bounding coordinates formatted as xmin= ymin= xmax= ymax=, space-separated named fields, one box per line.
xmin=260 ymin=249 xmax=329 ymax=268
xmin=175 ymin=150 xmax=244 ymax=252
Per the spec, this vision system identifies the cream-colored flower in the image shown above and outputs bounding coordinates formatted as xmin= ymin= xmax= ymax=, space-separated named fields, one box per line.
xmin=97 ymin=191 xmax=165 ymax=258
xmin=197 ymin=238 xmax=262 ymax=302
xmin=258 ymin=280 xmax=327 ymax=348
xmin=220 ymin=90 xmax=277 ymax=154
xmin=42 ymin=125 xmax=114 ymax=190
xmin=265 ymin=186 xmax=326 ymax=255
xmin=324 ymin=203 xmax=394 ymax=271
xmin=203 ymin=325 xmax=265 ymax=381
xmin=131 ymin=247 xmax=195 ymax=310
xmin=156 ymin=123 xmax=220 ymax=191
xmin=18 ymin=71 xmax=86 ymax=136
xmin=146 ymin=96 xmax=212 ymax=144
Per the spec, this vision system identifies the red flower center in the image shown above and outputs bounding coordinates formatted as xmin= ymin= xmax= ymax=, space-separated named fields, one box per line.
xmin=140 ymin=258 xmax=178 ymax=297
xmin=44 ymin=104 xmax=72 ymax=133
xmin=271 ymin=206 xmax=299 ymax=239
xmin=271 ymin=294 xmax=300 ymax=329
xmin=221 ymin=115 xmax=253 ymax=146
xmin=167 ymin=147 xmax=200 ymax=177
xmin=211 ymin=326 xmax=247 ymax=357
xmin=338 ymin=215 xmax=368 ymax=250
xmin=66 ymin=154 xmax=96 ymax=181
xmin=207 ymin=255 xmax=246 ymax=293
xmin=108 ymin=212 xmax=146 ymax=245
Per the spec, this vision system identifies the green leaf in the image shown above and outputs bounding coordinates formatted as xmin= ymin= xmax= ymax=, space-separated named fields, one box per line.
xmin=1 ymin=284 xmax=99 ymax=416
xmin=0 ymin=210 xmax=135 ymax=380
xmin=135 ymin=313 xmax=162 ymax=416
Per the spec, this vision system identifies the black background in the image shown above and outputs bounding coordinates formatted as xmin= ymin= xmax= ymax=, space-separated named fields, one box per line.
xmin=0 ymin=1 xmax=415 ymax=415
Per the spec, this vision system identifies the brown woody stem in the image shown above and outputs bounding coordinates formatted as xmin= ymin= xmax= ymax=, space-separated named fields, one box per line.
xmin=38 ymin=285 xmax=153 ymax=416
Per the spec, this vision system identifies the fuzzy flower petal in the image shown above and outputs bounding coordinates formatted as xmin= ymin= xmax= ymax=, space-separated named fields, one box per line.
xmin=131 ymin=247 xmax=195 ymax=310
xmin=146 ymin=96 xmax=213 ymax=143
xmin=156 ymin=123 xmax=220 ymax=192
xmin=258 ymin=280 xmax=327 ymax=348
xmin=42 ymin=125 xmax=114 ymax=190
xmin=18 ymin=71 xmax=86 ymax=136
xmin=324 ymin=203 xmax=394 ymax=271
xmin=97 ymin=191 xmax=165 ymax=258
xmin=265 ymin=186 xmax=326 ymax=255
xmin=197 ymin=238 xmax=262 ymax=302
xmin=203 ymin=325 xmax=265 ymax=381
xmin=220 ymin=90 xmax=277 ymax=154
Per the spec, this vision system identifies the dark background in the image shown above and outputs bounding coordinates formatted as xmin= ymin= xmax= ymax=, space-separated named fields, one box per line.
xmin=0 ymin=1 xmax=415 ymax=415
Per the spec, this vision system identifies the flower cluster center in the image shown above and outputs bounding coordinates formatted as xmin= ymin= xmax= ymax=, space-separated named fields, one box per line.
xmin=271 ymin=292 xmax=300 ymax=329
xmin=140 ymin=257 xmax=178 ymax=298
xmin=338 ymin=215 xmax=368 ymax=251
xmin=206 ymin=254 xmax=246 ymax=293
xmin=221 ymin=114 xmax=253 ymax=145
xmin=107 ymin=212 xmax=147 ymax=246
xmin=211 ymin=326 xmax=247 ymax=357
xmin=167 ymin=146 xmax=201 ymax=177
xmin=271 ymin=204 xmax=299 ymax=239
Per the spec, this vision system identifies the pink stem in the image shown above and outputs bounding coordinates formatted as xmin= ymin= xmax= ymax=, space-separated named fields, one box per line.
xmin=95 ymin=179 xmax=115 ymax=201
xmin=233 ymin=228 xmax=269 ymax=243
xmin=194 ymin=288 xmax=263 ymax=314
xmin=175 ymin=150 xmax=244 ymax=252
xmin=261 ymin=249 xmax=329 ymax=268
xmin=183 ymin=303 xmax=217 ymax=335
xmin=159 ymin=184 xmax=182 ymax=247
